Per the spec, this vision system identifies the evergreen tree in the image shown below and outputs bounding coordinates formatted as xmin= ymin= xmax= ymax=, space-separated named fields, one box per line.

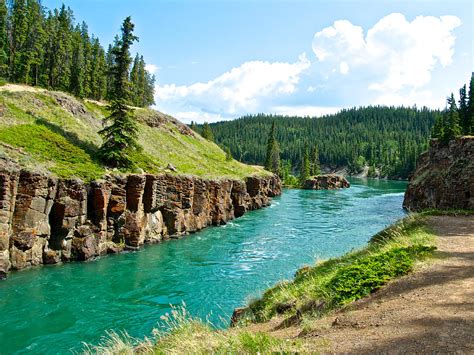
xmin=299 ymin=146 xmax=310 ymax=186
xmin=310 ymin=145 xmax=321 ymax=176
xmin=190 ymin=121 xmax=197 ymax=132
xmin=458 ymin=84 xmax=469 ymax=135
xmin=442 ymin=93 xmax=461 ymax=143
xmin=0 ymin=0 xmax=7 ymax=77
xmin=69 ymin=25 xmax=84 ymax=97
xmin=9 ymin=0 xmax=28 ymax=81
xmin=467 ymin=72 xmax=474 ymax=135
xmin=225 ymin=146 xmax=232 ymax=161
xmin=98 ymin=16 xmax=140 ymax=168
xmin=264 ymin=122 xmax=280 ymax=175
xmin=201 ymin=122 xmax=214 ymax=141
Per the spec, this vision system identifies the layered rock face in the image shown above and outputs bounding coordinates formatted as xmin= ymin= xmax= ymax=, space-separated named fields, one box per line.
xmin=403 ymin=137 xmax=474 ymax=211
xmin=0 ymin=161 xmax=281 ymax=279
xmin=303 ymin=174 xmax=350 ymax=190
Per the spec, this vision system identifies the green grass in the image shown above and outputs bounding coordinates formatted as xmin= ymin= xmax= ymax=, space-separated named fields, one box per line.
xmin=0 ymin=86 xmax=267 ymax=180
xmin=0 ymin=123 xmax=103 ymax=180
xmin=84 ymin=304 xmax=303 ymax=354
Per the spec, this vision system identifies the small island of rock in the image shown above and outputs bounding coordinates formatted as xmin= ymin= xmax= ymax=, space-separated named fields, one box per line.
xmin=303 ymin=174 xmax=350 ymax=190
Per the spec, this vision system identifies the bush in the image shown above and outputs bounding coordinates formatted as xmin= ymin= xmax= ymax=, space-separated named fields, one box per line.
xmin=327 ymin=245 xmax=435 ymax=306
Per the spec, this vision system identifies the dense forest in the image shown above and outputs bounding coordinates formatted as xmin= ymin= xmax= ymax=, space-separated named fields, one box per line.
xmin=0 ymin=0 xmax=154 ymax=107
xmin=197 ymin=106 xmax=440 ymax=179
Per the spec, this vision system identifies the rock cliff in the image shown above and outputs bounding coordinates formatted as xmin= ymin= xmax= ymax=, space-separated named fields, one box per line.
xmin=303 ymin=174 xmax=350 ymax=190
xmin=403 ymin=137 xmax=474 ymax=211
xmin=0 ymin=160 xmax=281 ymax=279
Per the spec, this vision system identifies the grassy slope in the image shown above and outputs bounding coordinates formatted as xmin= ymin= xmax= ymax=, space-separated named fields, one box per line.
xmin=86 ymin=214 xmax=441 ymax=353
xmin=0 ymin=85 xmax=267 ymax=181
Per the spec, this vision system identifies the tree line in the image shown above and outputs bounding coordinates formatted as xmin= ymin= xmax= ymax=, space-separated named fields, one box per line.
xmin=193 ymin=106 xmax=440 ymax=180
xmin=0 ymin=0 xmax=154 ymax=107
xmin=432 ymin=72 xmax=474 ymax=142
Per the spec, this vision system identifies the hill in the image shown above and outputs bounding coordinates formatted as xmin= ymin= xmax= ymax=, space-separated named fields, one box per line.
xmin=0 ymin=84 xmax=267 ymax=181
xmin=204 ymin=107 xmax=439 ymax=179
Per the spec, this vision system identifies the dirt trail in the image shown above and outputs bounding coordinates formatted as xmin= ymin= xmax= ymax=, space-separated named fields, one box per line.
xmin=249 ymin=215 xmax=474 ymax=353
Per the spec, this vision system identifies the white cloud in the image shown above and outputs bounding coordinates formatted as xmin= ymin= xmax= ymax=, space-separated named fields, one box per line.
xmin=155 ymin=53 xmax=310 ymax=116
xmin=272 ymin=105 xmax=340 ymax=117
xmin=312 ymin=13 xmax=461 ymax=92
xmin=145 ymin=64 xmax=159 ymax=74
xmin=339 ymin=61 xmax=349 ymax=75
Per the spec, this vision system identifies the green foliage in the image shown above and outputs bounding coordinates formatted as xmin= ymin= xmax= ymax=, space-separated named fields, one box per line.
xmin=0 ymin=0 xmax=154 ymax=106
xmin=310 ymin=145 xmax=321 ymax=176
xmin=264 ymin=122 xmax=280 ymax=175
xmin=98 ymin=100 xmax=141 ymax=168
xmin=299 ymin=146 xmax=310 ymax=186
xmin=225 ymin=146 xmax=233 ymax=161
xmin=98 ymin=17 xmax=142 ymax=168
xmin=328 ymin=245 xmax=435 ymax=306
xmin=207 ymin=106 xmax=436 ymax=179
xmin=433 ymin=73 xmax=473 ymax=142
xmin=467 ymin=72 xmax=474 ymax=135
xmin=201 ymin=122 xmax=214 ymax=141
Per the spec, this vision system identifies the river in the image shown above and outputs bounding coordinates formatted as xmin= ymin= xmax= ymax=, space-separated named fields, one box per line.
xmin=0 ymin=178 xmax=407 ymax=354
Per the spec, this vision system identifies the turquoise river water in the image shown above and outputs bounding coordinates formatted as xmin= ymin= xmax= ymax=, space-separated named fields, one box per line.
xmin=0 ymin=179 xmax=407 ymax=354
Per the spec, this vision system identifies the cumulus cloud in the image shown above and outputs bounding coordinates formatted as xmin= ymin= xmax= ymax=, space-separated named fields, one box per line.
xmin=312 ymin=13 xmax=461 ymax=92
xmin=155 ymin=53 xmax=310 ymax=116
xmin=145 ymin=64 xmax=159 ymax=74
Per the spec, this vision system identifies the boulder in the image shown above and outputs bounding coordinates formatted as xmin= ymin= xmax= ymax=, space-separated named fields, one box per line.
xmin=303 ymin=174 xmax=350 ymax=190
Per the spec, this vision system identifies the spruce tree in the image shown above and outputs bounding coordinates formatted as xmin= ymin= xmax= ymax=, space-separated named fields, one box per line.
xmin=458 ymin=84 xmax=469 ymax=135
xmin=98 ymin=16 xmax=141 ymax=169
xmin=442 ymin=93 xmax=461 ymax=143
xmin=310 ymin=145 xmax=321 ymax=176
xmin=467 ymin=72 xmax=474 ymax=135
xmin=0 ymin=0 xmax=7 ymax=78
xmin=299 ymin=146 xmax=310 ymax=186
xmin=225 ymin=146 xmax=233 ymax=161
xmin=201 ymin=122 xmax=214 ymax=141
xmin=264 ymin=122 xmax=280 ymax=175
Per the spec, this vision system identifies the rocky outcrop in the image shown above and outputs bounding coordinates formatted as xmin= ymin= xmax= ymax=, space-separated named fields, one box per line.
xmin=403 ymin=137 xmax=474 ymax=211
xmin=0 ymin=161 xmax=281 ymax=278
xmin=303 ymin=174 xmax=350 ymax=190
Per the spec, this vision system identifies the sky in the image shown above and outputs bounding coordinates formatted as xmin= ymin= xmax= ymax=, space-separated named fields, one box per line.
xmin=43 ymin=0 xmax=473 ymax=123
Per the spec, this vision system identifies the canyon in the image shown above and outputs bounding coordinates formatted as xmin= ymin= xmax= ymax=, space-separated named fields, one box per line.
xmin=0 ymin=158 xmax=281 ymax=279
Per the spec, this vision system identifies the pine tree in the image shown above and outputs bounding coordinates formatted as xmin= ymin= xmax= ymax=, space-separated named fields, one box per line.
xmin=201 ymin=122 xmax=214 ymax=141
xmin=98 ymin=16 xmax=141 ymax=168
xmin=9 ymin=0 xmax=28 ymax=81
xmin=467 ymin=72 xmax=474 ymax=135
xmin=0 ymin=0 xmax=8 ymax=78
xmin=190 ymin=121 xmax=197 ymax=132
xmin=442 ymin=93 xmax=461 ymax=143
xmin=299 ymin=146 xmax=310 ymax=186
xmin=225 ymin=146 xmax=233 ymax=161
xmin=264 ymin=122 xmax=280 ymax=175
xmin=310 ymin=145 xmax=321 ymax=176
xmin=69 ymin=25 xmax=84 ymax=97
xmin=458 ymin=84 xmax=469 ymax=135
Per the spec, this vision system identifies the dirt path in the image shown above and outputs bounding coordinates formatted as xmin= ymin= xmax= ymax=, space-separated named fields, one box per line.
xmin=249 ymin=215 xmax=474 ymax=353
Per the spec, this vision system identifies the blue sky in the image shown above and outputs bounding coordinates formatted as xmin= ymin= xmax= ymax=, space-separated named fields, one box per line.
xmin=43 ymin=0 xmax=473 ymax=123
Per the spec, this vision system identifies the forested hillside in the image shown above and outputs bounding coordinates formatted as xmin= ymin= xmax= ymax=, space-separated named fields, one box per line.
xmin=0 ymin=0 xmax=154 ymax=106
xmin=203 ymin=106 xmax=439 ymax=179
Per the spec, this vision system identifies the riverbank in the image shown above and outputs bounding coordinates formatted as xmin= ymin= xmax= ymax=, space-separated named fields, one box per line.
xmin=88 ymin=211 xmax=473 ymax=353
